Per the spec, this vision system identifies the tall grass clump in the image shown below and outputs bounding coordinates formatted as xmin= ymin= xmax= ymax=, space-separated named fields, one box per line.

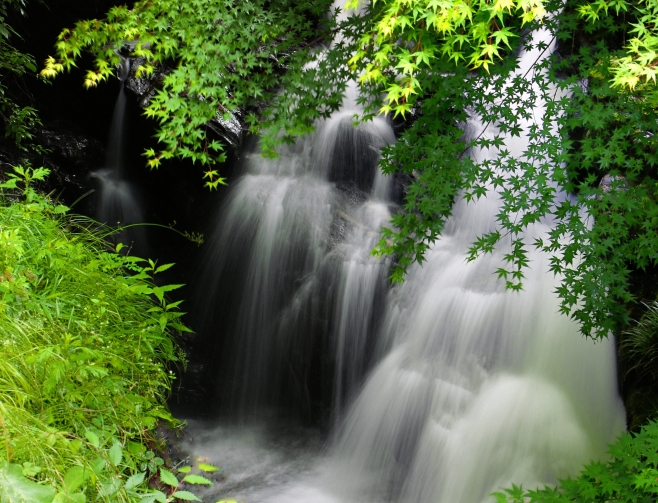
xmin=0 ymin=166 xmax=191 ymax=502
xmin=620 ymin=301 xmax=658 ymax=430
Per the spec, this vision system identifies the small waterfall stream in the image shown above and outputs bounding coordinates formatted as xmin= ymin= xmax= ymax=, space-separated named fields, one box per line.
xmin=180 ymin=17 xmax=625 ymax=503
xmin=92 ymin=56 xmax=147 ymax=254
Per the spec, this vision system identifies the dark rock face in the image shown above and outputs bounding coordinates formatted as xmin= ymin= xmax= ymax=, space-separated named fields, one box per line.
xmin=207 ymin=107 xmax=244 ymax=150
xmin=0 ymin=121 xmax=104 ymax=210
xmin=36 ymin=122 xmax=105 ymax=171
xmin=125 ymin=57 xmax=245 ymax=151
xmin=125 ymin=56 xmax=170 ymax=109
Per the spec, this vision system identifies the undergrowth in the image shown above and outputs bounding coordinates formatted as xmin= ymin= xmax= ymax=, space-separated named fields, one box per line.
xmin=619 ymin=302 xmax=658 ymax=430
xmin=0 ymin=166 xmax=210 ymax=502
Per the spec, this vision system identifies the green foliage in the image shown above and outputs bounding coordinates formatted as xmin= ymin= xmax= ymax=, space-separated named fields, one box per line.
xmin=622 ymin=302 xmax=658 ymax=384
xmin=373 ymin=66 xmax=471 ymax=271
xmin=374 ymin=0 xmax=658 ymax=338
xmin=579 ymin=0 xmax=658 ymax=99
xmin=0 ymin=462 xmax=55 ymax=503
xmin=493 ymin=419 xmax=658 ymax=503
xmin=346 ymin=0 xmax=544 ymax=116
xmin=545 ymin=2 xmax=658 ymax=336
xmin=43 ymin=0 xmax=658 ymax=337
xmin=42 ymin=0 xmax=349 ymax=187
xmin=0 ymin=0 xmax=46 ymax=154
xmin=136 ymin=462 xmax=220 ymax=503
xmin=0 ymin=166 xmax=200 ymax=501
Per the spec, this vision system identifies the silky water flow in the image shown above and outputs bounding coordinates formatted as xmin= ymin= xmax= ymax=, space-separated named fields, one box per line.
xmin=91 ymin=56 xmax=148 ymax=254
xmin=180 ymin=23 xmax=626 ymax=503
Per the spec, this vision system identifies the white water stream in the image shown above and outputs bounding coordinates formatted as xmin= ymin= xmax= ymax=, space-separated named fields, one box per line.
xmin=92 ymin=56 xmax=148 ymax=254
xmin=181 ymin=14 xmax=625 ymax=503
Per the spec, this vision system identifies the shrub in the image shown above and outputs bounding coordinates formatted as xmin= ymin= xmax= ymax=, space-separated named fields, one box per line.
xmin=0 ymin=166 xmax=190 ymax=502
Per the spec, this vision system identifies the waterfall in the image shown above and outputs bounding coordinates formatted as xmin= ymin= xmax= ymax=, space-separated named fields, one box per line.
xmin=92 ymin=56 xmax=148 ymax=255
xmin=183 ymin=16 xmax=625 ymax=503
xmin=324 ymin=26 xmax=626 ymax=503
xmin=196 ymin=81 xmax=394 ymax=421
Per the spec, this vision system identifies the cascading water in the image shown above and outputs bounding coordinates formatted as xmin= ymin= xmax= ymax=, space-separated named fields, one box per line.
xmin=182 ymin=16 xmax=625 ymax=503
xmin=324 ymin=27 xmax=626 ymax=503
xmin=196 ymin=82 xmax=394 ymax=422
xmin=91 ymin=56 xmax=148 ymax=254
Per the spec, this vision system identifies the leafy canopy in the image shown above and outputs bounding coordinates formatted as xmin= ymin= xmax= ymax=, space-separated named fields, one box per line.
xmin=347 ymin=0 xmax=657 ymax=338
xmin=42 ymin=0 xmax=346 ymax=188
xmin=43 ymin=0 xmax=658 ymax=337
xmin=346 ymin=0 xmax=544 ymax=116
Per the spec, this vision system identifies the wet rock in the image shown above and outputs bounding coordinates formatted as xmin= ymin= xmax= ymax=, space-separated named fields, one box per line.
xmin=207 ymin=108 xmax=243 ymax=149
xmin=125 ymin=57 xmax=245 ymax=150
xmin=326 ymin=182 xmax=369 ymax=251
xmin=599 ymin=173 xmax=627 ymax=194
xmin=125 ymin=56 xmax=170 ymax=109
